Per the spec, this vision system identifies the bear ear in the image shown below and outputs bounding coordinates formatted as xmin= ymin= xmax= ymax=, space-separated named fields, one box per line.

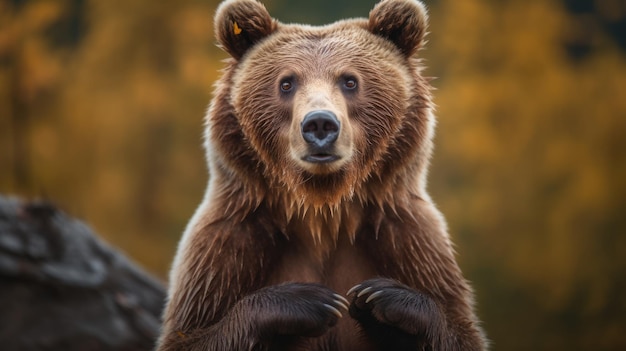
xmin=368 ymin=0 xmax=428 ymax=57
xmin=214 ymin=0 xmax=275 ymax=60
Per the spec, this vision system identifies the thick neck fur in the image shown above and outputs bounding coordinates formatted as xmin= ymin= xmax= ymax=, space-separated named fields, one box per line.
xmin=208 ymin=158 xmax=419 ymax=255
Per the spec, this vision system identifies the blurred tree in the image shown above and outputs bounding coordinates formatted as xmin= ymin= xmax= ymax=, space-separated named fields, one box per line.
xmin=563 ymin=0 xmax=626 ymax=57
xmin=427 ymin=0 xmax=626 ymax=349
xmin=1 ymin=0 xmax=218 ymax=274
xmin=0 ymin=0 xmax=70 ymax=193
xmin=267 ymin=0 xmax=377 ymax=24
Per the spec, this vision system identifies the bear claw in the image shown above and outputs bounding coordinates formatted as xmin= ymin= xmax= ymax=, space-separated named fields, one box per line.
xmin=333 ymin=299 xmax=349 ymax=312
xmin=365 ymin=290 xmax=383 ymax=304
xmin=334 ymin=294 xmax=350 ymax=308
xmin=346 ymin=284 xmax=361 ymax=296
xmin=323 ymin=303 xmax=343 ymax=318
xmin=357 ymin=286 xmax=373 ymax=298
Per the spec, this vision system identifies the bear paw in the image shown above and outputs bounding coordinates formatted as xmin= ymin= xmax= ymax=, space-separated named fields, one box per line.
xmin=347 ymin=278 xmax=443 ymax=338
xmin=248 ymin=283 xmax=348 ymax=339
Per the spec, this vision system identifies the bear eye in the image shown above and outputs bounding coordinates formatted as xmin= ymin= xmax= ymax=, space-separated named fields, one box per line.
xmin=343 ymin=77 xmax=358 ymax=91
xmin=280 ymin=79 xmax=294 ymax=93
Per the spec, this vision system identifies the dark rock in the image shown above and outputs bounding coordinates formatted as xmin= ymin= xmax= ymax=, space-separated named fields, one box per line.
xmin=0 ymin=196 xmax=166 ymax=351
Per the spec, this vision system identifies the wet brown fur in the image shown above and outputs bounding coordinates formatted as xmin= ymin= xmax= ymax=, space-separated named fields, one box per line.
xmin=157 ymin=0 xmax=487 ymax=350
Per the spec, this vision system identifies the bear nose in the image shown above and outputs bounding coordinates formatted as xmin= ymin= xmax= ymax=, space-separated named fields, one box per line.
xmin=301 ymin=110 xmax=340 ymax=147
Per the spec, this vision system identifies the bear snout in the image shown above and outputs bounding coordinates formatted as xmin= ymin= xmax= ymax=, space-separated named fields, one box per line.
xmin=300 ymin=110 xmax=342 ymax=164
xmin=301 ymin=110 xmax=340 ymax=149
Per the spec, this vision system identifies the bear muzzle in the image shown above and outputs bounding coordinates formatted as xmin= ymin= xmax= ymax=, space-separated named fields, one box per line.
xmin=300 ymin=110 xmax=341 ymax=164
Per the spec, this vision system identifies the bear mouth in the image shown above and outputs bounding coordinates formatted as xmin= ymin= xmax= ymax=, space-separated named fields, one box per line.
xmin=303 ymin=154 xmax=340 ymax=164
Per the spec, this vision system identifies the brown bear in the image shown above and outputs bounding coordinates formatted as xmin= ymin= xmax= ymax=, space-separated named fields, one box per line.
xmin=157 ymin=0 xmax=487 ymax=350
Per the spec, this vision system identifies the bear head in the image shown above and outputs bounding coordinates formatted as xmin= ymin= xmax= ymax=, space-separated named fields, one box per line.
xmin=208 ymin=0 xmax=434 ymax=210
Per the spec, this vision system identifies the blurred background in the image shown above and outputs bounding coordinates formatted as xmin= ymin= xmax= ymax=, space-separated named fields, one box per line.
xmin=1 ymin=0 xmax=625 ymax=349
